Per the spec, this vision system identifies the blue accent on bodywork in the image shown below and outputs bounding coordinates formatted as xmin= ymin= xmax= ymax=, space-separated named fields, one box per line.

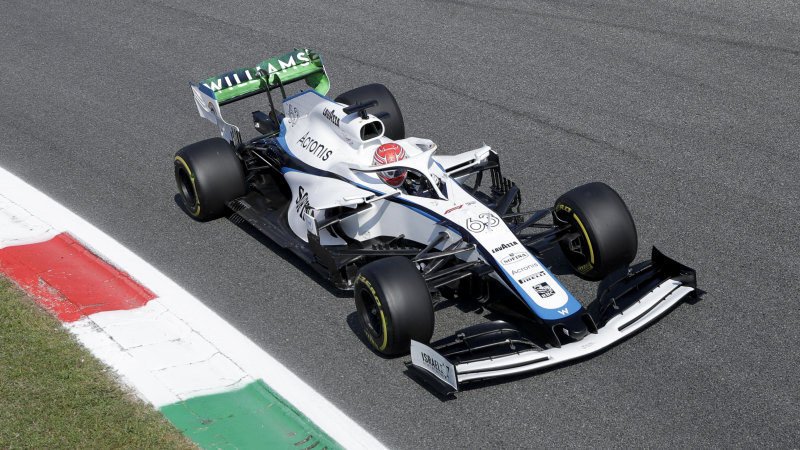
xmin=197 ymin=83 xmax=216 ymax=99
xmin=277 ymin=121 xmax=294 ymax=159
xmin=394 ymin=202 xmax=442 ymax=224
xmin=281 ymin=167 xmax=304 ymax=175
xmin=494 ymin=262 xmax=583 ymax=321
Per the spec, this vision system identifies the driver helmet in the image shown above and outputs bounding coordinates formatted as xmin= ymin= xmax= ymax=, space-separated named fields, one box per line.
xmin=372 ymin=143 xmax=407 ymax=187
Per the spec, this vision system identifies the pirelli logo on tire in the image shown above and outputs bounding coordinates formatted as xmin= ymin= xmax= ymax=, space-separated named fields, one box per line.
xmin=555 ymin=204 xmax=572 ymax=213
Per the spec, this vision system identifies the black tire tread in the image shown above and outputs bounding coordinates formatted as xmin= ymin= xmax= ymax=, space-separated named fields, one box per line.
xmin=554 ymin=182 xmax=637 ymax=280
xmin=354 ymin=256 xmax=433 ymax=355
xmin=174 ymin=137 xmax=246 ymax=221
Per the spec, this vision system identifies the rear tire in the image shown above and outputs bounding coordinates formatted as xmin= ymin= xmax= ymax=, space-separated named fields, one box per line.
xmin=174 ymin=138 xmax=246 ymax=221
xmin=554 ymin=182 xmax=637 ymax=281
xmin=335 ymin=84 xmax=405 ymax=140
xmin=354 ymin=257 xmax=434 ymax=355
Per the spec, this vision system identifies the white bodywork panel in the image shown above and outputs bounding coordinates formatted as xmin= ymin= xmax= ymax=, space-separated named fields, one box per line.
xmin=190 ymin=84 xmax=241 ymax=145
xmin=411 ymin=340 xmax=458 ymax=391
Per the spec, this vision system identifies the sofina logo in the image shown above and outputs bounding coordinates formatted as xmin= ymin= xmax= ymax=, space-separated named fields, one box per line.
xmin=501 ymin=252 xmax=529 ymax=265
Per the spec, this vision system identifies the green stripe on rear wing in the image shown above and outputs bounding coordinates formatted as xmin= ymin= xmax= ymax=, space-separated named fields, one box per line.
xmin=199 ymin=49 xmax=329 ymax=104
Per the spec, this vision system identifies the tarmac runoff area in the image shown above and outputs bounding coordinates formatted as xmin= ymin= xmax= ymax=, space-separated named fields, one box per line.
xmin=0 ymin=165 xmax=386 ymax=449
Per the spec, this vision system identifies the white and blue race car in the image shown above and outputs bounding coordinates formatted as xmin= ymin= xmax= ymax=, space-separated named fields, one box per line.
xmin=174 ymin=49 xmax=697 ymax=394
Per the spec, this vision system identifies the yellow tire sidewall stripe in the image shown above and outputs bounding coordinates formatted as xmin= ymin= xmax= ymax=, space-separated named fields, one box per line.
xmin=174 ymin=156 xmax=201 ymax=216
xmin=359 ymin=277 xmax=389 ymax=351
xmin=573 ymin=213 xmax=595 ymax=265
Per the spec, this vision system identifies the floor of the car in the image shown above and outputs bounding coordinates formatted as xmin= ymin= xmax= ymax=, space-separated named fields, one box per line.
xmin=228 ymin=192 xmax=315 ymax=264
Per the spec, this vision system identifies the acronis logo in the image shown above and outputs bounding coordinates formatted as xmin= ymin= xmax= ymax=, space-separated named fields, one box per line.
xmin=203 ymin=51 xmax=312 ymax=92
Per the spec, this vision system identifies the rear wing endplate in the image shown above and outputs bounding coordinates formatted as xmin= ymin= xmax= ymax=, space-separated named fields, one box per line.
xmin=191 ymin=84 xmax=241 ymax=145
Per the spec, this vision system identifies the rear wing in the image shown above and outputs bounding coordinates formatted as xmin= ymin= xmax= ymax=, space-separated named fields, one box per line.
xmin=200 ymin=48 xmax=329 ymax=104
xmin=190 ymin=49 xmax=328 ymax=144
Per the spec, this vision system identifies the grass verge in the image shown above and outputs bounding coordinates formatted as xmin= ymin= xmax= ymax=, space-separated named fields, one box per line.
xmin=0 ymin=277 xmax=195 ymax=449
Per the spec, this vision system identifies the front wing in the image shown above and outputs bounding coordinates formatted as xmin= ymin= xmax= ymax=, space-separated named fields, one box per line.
xmin=408 ymin=248 xmax=697 ymax=394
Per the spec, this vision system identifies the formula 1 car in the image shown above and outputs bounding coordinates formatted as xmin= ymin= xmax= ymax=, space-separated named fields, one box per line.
xmin=174 ymin=49 xmax=697 ymax=394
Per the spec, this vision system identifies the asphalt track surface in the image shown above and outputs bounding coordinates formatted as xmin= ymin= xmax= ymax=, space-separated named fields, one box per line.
xmin=1 ymin=1 xmax=798 ymax=447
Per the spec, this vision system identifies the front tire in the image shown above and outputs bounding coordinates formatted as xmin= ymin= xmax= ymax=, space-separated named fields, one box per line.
xmin=554 ymin=182 xmax=637 ymax=281
xmin=354 ymin=257 xmax=434 ymax=355
xmin=174 ymin=138 xmax=246 ymax=221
